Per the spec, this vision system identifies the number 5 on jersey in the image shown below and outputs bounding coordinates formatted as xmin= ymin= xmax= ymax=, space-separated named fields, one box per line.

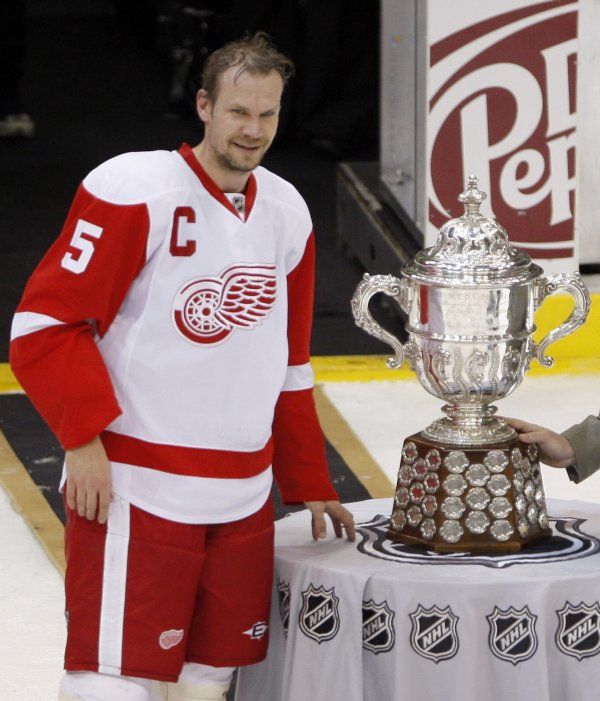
xmin=61 ymin=219 xmax=104 ymax=274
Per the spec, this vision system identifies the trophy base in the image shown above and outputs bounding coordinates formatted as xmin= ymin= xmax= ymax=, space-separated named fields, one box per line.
xmin=387 ymin=432 xmax=552 ymax=554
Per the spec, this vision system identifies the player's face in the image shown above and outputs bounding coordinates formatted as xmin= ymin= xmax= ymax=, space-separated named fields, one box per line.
xmin=200 ymin=67 xmax=283 ymax=174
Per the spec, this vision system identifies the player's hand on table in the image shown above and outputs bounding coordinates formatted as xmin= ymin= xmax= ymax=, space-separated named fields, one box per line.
xmin=304 ymin=500 xmax=356 ymax=542
xmin=505 ymin=417 xmax=576 ymax=469
xmin=65 ymin=435 xmax=112 ymax=524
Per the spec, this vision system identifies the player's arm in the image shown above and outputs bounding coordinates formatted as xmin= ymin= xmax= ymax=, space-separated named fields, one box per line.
xmin=271 ymin=231 xmax=355 ymax=542
xmin=10 ymin=181 xmax=150 ymax=521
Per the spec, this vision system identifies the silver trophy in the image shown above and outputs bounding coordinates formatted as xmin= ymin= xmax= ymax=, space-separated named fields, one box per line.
xmin=352 ymin=176 xmax=590 ymax=552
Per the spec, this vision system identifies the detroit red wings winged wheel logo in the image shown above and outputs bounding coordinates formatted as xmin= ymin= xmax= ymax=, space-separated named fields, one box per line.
xmin=173 ymin=264 xmax=277 ymax=345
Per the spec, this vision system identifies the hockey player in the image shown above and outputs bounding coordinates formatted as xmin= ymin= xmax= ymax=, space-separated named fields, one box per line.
xmin=10 ymin=33 xmax=355 ymax=701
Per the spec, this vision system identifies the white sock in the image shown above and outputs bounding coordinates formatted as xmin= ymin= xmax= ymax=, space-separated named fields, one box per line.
xmin=59 ymin=671 xmax=156 ymax=701
xmin=179 ymin=663 xmax=235 ymax=686
xmin=167 ymin=663 xmax=235 ymax=700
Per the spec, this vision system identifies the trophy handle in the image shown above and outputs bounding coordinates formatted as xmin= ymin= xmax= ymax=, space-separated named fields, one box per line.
xmin=533 ymin=272 xmax=591 ymax=367
xmin=351 ymin=273 xmax=410 ymax=369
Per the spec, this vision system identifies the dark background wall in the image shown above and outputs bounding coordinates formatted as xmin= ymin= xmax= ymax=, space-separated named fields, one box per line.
xmin=0 ymin=0 xmax=388 ymax=360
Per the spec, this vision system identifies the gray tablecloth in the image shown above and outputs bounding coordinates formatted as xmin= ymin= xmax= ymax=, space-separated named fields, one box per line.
xmin=236 ymin=498 xmax=600 ymax=701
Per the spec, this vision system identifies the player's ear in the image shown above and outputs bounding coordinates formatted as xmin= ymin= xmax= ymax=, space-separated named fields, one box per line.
xmin=196 ymin=89 xmax=211 ymax=124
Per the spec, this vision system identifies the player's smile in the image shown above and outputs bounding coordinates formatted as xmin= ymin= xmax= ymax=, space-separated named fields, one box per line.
xmin=232 ymin=142 xmax=262 ymax=152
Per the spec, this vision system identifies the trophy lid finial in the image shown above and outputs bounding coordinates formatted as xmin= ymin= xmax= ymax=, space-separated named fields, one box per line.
xmin=405 ymin=173 xmax=540 ymax=283
xmin=458 ymin=175 xmax=487 ymax=215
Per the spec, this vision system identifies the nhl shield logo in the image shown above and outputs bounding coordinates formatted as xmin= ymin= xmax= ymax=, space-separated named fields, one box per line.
xmin=277 ymin=579 xmax=291 ymax=638
xmin=487 ymin=606 xmax=538 ymax=665
xmin=409 ymin=605 xmax=459 ymax=662
xmin=556 ymin=601 xmax=600 ymax=660
xmin=299 ymin=584 xmax=340 ymax=644
xmin=362 ymin=599 xmax=395 ymax=654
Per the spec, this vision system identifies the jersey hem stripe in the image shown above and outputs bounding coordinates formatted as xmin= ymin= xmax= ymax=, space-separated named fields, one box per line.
xmin=102 ymin=431 xmax=274 ymax=478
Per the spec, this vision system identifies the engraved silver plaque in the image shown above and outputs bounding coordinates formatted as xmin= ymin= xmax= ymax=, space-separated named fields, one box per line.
xmin=484 ymin=451 xmax=508 ymax=473
xmin=510 ymin=448 xmax=523 ymax=467
xmin=424 ymin=473 xmax=440 ymax=494
xmin=527 ymin=504 xmax=539 ymax=525
xmin=489 ymin=497 xmax=512 ymax=519
xmin=407 ymin=506 xmax=423 ymax=526
xmin=491 ymin=520 xmax=514 ymax=542
xmin=421 ymin=495 xmax=438 ymax=517
xmin=420 ymin=518 xmax=436 ymax=540
xmin=466 ymin=463 xmax=489 ymax=487
xmin=440 ymin=520 xmax=464 ymax=543
xmin=513 ymin=471 xmax=525 ymax=492
xmin=515 ymin=494 xmax=527 ymax=515
xmin=441 ymin=497 xmax=466 ymax=520
xmin=534 ymin=488 xmax=544 ymax=508
xmin=517 ymin=518 xmax=530 ymax=537
xmin=488 ymin=474 xmax=511 ymax=497
xmin=414 ymin=458 xmax=428 ymax=480
xmin=409 ymin=483 xmax=425 ymax=504
xmin=444 ymin=474 xmax=468 ymax=496
xmin=403 ymin=442 xmax=418 ymax=463
xmin=524 ymin=480 xmax=535 ymax=501
xmin=466 ymin=511 xmax=490 ymax=534
xmin=391 ymin=510 xmax=406 ymax=531
xmin=395 ymin=487 xmax=410 ymax=509
xmin=425 ymin=449 xmax=441 ymax=470
xmin=466 ymin=487 xmax=490 ymax=511
xmin=445 ymin=451 xmax=469 ymax=473
xmin=398 ymin=464 xmax=414 ymax=486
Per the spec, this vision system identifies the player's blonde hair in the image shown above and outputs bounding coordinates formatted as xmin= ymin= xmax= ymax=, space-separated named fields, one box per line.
xmin=202 ymin=32 xmax=295 ymax=101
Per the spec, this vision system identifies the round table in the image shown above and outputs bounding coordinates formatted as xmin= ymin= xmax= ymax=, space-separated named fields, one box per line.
xmin=235 ymin=498 xmax=600 ymax=701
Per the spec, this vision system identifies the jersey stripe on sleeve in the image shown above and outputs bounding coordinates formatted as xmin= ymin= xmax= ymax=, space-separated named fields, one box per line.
xmin=281 ymin=363 xmax=314 ymax=392
xmin=11 ymin=311 xmax=65 ymax=340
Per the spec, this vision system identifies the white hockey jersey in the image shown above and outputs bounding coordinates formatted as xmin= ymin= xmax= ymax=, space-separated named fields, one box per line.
xmin=10 ymin=144 xmax=338 ymax=523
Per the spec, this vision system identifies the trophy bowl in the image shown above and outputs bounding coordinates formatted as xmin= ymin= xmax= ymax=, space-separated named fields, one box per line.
xmin=351 ymin=176 xmax=590 ymax=552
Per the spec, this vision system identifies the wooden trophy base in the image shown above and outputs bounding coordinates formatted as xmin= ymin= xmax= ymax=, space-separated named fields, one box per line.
xmin=387 ymin=432 xmax=552 ymax=553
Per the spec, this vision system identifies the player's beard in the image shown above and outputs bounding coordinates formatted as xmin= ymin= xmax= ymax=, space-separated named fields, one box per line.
xmin=216 ymin=139 xmax=269 ymax=173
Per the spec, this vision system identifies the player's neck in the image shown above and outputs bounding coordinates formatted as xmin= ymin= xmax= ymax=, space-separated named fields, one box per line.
xmin=192 ymin=142 xmax=249 ymax=194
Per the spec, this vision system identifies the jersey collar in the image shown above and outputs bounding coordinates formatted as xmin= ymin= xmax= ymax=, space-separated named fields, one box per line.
xmin=178 ymin=143 xmax=257 ymax=222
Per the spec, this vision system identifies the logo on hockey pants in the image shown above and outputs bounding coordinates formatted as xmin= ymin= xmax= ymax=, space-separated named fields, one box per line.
xmin=409 ymin=605 xmax=459 ymax=662
xmin=556 ymin=601 xmax=600 ymax=660
xmin=172 ymin=264 xmax=277 ymax=345
xmin=243 ymin=621 xmax=268 ymax=640
xmin=487 ymin=606 xmax=538 ymax=664
xmin=159 ymin=629 xmax=184 ymax=650
xmin=299 ymin=584 xmax=340 ymax=643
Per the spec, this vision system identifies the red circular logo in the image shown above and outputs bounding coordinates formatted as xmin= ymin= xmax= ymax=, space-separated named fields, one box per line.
xmin=172 ymin=264 xmax=277 ymax=345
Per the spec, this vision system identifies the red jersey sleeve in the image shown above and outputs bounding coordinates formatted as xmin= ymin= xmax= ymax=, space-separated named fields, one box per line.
xmin=272 ymin=232 xmax=339 ymax=504
xmin=10 ymin=183 xmax=150 ymax=449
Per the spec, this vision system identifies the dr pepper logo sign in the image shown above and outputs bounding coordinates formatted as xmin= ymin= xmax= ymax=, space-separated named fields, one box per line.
xmin=429 ymin=1 xmax=577 ymax=259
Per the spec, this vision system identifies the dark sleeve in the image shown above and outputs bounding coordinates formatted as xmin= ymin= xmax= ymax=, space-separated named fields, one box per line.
xmin=562 ymin=415 xmax=600 ymax=483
